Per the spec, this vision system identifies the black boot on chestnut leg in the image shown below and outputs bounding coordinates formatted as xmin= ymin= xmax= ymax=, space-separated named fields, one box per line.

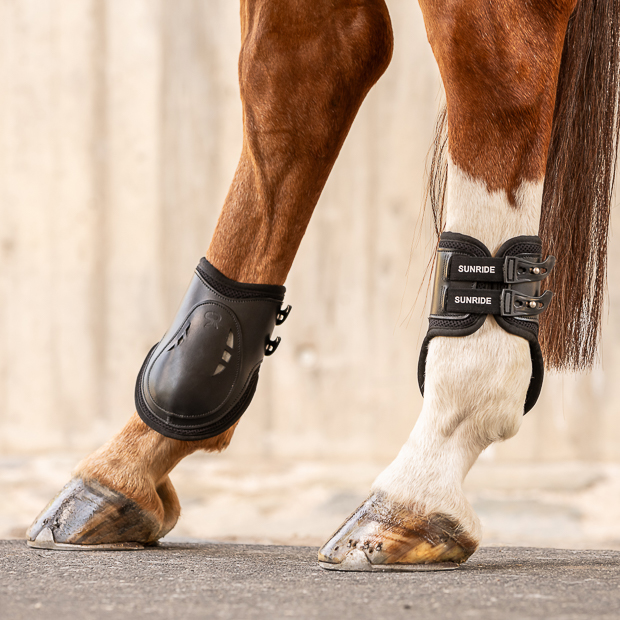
xmin=26 ymin=254 xmax=291 ymax=552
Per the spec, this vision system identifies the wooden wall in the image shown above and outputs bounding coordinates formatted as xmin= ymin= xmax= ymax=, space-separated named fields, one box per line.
xmin=1 ymin=0 xmax=619 ymax=463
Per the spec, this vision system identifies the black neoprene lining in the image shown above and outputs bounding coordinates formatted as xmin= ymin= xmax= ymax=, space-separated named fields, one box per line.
xmin=438 ymin=234 xmax=490 ymax=257
xmin=497 ymin=241 xmax=542 ymax=256
xmin=196 ymin=258 xmax=285 ymax=302
xmin=428 ymin=315 xmax=481 ymax=331
xmin=503 ymin=315 xmax=539 ymax=337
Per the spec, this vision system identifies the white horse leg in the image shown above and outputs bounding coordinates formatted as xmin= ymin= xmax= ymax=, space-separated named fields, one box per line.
xmin=319 ymin=163 xmax=542 ymax=567
xmin=378 ymin=163 xmax=544 ymax=519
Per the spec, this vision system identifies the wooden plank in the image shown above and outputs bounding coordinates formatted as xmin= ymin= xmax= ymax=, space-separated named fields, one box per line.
xmin=0 ymin=0 xmax=619 ymax=464
xmin=0 ymin=0 xmax=99 ymax=452
xmin=100 ymin=0 xmax=165 ymax=432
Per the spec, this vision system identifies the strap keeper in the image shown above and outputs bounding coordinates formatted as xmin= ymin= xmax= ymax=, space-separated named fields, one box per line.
xmin=276 ymin=305 xmax=292 ymax=325
xmin=265 ymin=336 xmax=281 ymax=356
xmin=501 ymin=289 xmax=553 ymax=317
xmin=503 ymin=256 xmax=556 ymax=284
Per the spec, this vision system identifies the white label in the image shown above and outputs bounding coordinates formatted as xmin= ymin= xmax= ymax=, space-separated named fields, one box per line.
xmin=457 ymin=265 xmax=495 ymax=274
xmin=454 ymin=296 xmax=492 ymax=305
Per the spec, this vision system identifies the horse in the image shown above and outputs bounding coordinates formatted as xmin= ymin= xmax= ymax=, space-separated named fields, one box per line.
xmin=27 ymin=0 xmax=620 ymax=570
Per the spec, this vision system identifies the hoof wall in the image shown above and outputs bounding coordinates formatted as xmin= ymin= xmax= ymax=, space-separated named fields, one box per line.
xmin=27 ymin=477 xmax=161 ymax=550
xmin=318 ymin=548 xmax=458 ymax=572
xmin=318 ymin=493 xmax=478 ymax=570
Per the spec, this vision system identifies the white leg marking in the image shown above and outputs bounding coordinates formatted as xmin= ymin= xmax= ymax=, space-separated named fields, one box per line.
xmin=373 ymin=161 xmax=544 ymax=541
xmin=445 ymin=158 xmax=543 ymax=253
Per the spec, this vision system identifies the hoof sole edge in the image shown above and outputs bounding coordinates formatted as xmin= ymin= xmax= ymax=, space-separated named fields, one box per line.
xmin=27 ymin=539 xmax=145 ymax=551
xmin=318 ymin=560 xmax=459 ymax=572
xmin=27 ymin=527 xmax=145 ymax=552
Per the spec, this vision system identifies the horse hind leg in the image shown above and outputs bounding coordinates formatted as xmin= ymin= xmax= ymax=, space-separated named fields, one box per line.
xmin=28 ymin=0 xmax=393 ymax=549
xmin=319 ymin=0 xmax=577 ymax=570
xmin=27 ymin=415 xmax=235 ymax=549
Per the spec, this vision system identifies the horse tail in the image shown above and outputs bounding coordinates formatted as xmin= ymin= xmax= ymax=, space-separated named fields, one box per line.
xmin=539 ymin=0 xmax=620 ymax=370
xmin=426 ymin=0 xmax=620 ymax=371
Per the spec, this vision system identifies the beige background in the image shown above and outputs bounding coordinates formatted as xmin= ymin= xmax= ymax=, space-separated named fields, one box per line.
xmin=1 ymin=0 xmax=620 ymax=468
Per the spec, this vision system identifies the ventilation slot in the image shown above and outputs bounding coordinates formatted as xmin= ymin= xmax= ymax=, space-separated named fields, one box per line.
xmin=167 ymin=323 xmax=190 ymax=351
xmin=213 ymin=330 xmax=234 ymax=376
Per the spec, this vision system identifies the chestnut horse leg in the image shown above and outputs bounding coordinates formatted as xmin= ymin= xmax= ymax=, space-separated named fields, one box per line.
xmin=28 ymin=0 xmax=393 ymax=548
xmin=318 ymin=0 xmax=578 ymax=569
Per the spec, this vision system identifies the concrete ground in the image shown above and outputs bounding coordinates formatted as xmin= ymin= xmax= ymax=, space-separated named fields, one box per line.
xmin=2 ymin=540 xmax=620 ymax=620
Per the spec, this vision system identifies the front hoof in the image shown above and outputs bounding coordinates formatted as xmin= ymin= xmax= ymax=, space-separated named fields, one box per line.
xmin=318 ymin=493 xmax=478 ymax=572
xmin=27 ymin=478 xmax=162 ymax=550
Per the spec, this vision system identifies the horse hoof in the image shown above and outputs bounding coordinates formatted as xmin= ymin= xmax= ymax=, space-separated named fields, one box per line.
xmin=27 ymin=478 xmax=162 ymax=550
xmin=317 ymin=492 xmax=477 ymax=571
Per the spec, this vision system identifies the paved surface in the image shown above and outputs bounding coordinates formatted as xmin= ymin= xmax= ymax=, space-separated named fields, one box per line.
xmin=2 ymin=541 xmax=620 ymax=619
